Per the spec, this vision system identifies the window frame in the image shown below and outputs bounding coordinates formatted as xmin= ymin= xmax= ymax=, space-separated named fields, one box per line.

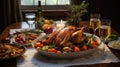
xmin=20 ymin=0 xmax=71 ymax=12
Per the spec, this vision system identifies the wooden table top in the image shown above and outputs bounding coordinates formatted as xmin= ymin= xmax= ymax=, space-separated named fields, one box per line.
xmin=0 ymin=21 xmax=120 ymax=67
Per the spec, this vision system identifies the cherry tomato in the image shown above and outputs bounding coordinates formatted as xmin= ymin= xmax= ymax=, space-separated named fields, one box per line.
xmin=48 ymin=48 xmax=56 ymax=53
xmin=91 ymin=44 xmax=97 ymax=48
xmin=82 ymin=45 xmax=88 ymax=50
xmin=35 ymin=42 xmax=43 ymax=48
xmin=74 ymin=46 xmax=80 ymax=52
xmin=90 ymin=41 xmax=98 ymax=45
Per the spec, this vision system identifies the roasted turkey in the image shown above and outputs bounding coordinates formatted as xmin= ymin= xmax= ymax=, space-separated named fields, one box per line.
xmin=46 ymin=26 xmax=88 ymax=46
xmin=70 ymin=27 xmax=88 ymax=44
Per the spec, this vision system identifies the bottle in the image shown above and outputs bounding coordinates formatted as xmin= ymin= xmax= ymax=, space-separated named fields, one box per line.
xmin=36 ymin=1 xmax=42 ymax=18
xmin=36 ymin=0 xmax=44 ymax=28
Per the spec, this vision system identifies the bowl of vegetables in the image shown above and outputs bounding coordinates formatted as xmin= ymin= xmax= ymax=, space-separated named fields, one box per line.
xmin=32 ymin=26 xmax=101 ymax=59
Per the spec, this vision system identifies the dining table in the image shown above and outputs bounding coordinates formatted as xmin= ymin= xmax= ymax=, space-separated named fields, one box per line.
xmin=0 ymin=21 xmax=120 ymax=67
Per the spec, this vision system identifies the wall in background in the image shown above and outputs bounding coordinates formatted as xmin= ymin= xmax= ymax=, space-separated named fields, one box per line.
xmin=87 ymin=0 xmax=120 ymax=33
xmin=78 ymin=0 xmax=120 ymax=33
xmin=0 ymin=0 xmax=120 ymax=34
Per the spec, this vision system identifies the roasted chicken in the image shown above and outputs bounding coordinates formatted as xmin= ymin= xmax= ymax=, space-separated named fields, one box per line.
xmin=71 ymin=27 xmax=88 ymax=44
xmin=47 ymin=28 xmax=62 ymax=43
xmin=46 ymin=26 xmax=87 ymax=46
xmin=54 ymin=26 xmax=76 ymax=45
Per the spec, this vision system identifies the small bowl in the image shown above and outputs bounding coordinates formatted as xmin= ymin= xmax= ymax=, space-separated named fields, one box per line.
xmin=108 ymin=40 xmax=120 ymax=54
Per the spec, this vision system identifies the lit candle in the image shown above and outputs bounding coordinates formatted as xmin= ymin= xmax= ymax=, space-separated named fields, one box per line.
xmin=56 ymin=20 xmax=65 ymax=28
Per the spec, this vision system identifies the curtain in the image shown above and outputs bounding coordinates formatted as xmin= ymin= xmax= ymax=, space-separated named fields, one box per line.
xmin=2 ymin=0 xmax=23 ymax=26
xmin=0 ymin=0 xmax=23 ymax=34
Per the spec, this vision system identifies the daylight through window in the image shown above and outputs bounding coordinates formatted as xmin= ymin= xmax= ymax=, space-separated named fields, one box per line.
xmin=21 ymin=0 xmax=71 ymax=6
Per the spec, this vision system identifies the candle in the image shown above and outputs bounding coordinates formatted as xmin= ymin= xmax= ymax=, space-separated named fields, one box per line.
xmin=56 ymin=20 xmax=65 ymax=28
xmin=56 ymin=23 xmax=65 ymax=28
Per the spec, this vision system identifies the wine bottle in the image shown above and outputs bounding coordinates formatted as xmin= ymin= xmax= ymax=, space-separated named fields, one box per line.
xmin=36 ymin=0 xmax=44 ymax=25
xmin=36 ymin=0 xmax=44 ymax=29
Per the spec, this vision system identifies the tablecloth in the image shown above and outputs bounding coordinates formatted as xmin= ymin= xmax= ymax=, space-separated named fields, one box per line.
xmin=17 ymin=43 xmax=120 ymax=67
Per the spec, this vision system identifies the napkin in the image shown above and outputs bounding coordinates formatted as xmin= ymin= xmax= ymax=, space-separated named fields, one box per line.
xmin=17 ymin=43 xmax=120 ymax=67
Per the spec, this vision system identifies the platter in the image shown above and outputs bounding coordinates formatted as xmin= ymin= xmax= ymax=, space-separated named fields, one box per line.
xmin=0 ymin=43 xmax=26 ymax=60
xmin=108 ymin=40 xmax=120 ymax=54
xmin=32 ymin=32 xmax=101 ymax=59
xmin=9 ymin=29 xmax=43 ymax=46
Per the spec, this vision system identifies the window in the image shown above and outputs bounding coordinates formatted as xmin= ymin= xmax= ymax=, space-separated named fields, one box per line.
xmin=21 ymin=0 xmax=71 ymax=12
xmin=21 ymin=0 xmax=71 ymax=20
xmin=21 ymin=0 xmax=71 ymax=6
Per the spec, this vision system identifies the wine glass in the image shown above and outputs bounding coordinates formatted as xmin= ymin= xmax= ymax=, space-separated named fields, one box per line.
xmin=90 ymin=13 xmax=101 ymax=35
xmin=25 ymin=13 xmax=36 ymax=28
xmin=98 ymin=19 xmax=111 ymax=54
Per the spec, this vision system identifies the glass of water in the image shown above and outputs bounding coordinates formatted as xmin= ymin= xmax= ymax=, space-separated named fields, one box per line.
xmin=25 ymin=13 xmax=36 ymax=28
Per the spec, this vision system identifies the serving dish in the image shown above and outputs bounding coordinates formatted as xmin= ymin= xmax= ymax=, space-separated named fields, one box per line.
xmin=9 ymin=29 xmax=43 ymax=46
xmin=0 ymin=43 xmax=26 ymax=60
xmin=108 ymin=40 xmax=120 ymax=54
xmin=32 ymin=32 xmax=101 ymax=59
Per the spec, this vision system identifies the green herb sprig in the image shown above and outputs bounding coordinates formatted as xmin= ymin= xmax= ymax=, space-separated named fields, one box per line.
xmin=67 ymin=0 xmax=89 ymax=26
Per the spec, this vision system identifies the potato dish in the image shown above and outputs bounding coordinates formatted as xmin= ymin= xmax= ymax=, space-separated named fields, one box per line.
xmin=0 ymin=43 xmax=25 ymax=59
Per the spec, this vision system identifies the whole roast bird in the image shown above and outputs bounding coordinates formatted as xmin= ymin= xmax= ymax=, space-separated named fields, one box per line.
xmin=47 ymin=26 xmax=88 ymax=46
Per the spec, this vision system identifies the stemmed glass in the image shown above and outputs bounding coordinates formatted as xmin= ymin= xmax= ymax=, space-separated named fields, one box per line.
xmin=98 ymin=19 xmax=111 ymax=54
xmin=90 ymin=13 xmax=101 ymax=35
xmin=25 ymin=13 xmax=36 ymax=28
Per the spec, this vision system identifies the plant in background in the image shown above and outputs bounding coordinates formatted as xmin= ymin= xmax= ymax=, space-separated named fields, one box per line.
xmin=67 ymin=0 xmax=89 ymax=27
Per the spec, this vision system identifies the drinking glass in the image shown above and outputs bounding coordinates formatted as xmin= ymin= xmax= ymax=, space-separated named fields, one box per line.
xmin=98 ymin=19 xmax=111 ymax=54
xmin=25 ymin=13 xmax=36 ymax=28
xmin=90 ymin=13 xmax=101 ymax=35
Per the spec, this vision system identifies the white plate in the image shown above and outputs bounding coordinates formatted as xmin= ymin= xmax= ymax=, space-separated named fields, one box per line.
xmin=32 ymin=33 xmax=101 ymax=59
xmin=108 ymin=40 xmax=120 ymax=50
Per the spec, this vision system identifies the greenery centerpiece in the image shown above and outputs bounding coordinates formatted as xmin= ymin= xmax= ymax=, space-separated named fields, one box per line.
xmin=67 ymin=0 xmax=89 ymax=27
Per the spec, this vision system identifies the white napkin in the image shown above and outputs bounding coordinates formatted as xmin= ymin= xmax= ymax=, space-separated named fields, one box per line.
xmin=17 ymin=43 xmax=120 ymax=67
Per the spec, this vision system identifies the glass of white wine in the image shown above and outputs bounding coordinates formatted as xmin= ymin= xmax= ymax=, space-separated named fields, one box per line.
xmin=25 ymin=13 xmax=36 ymax=28
xmin=99 ymin=19 xmax=111 ymax=54
xmin=90 ymin=13 xmax=101 ymax=35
